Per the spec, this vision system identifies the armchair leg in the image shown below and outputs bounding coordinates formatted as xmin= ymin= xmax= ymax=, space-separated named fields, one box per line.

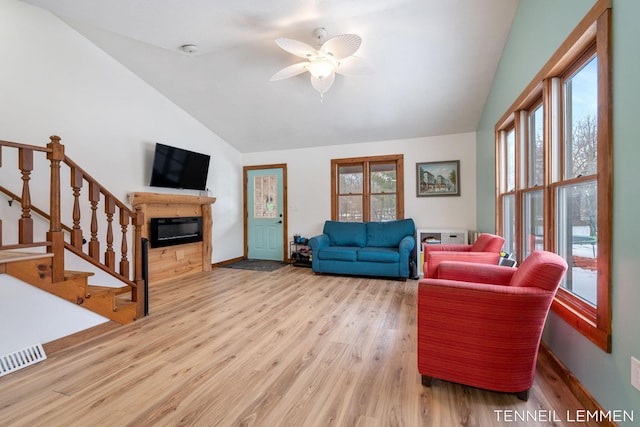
xmin=421 ymin=375 xmax=433 ymax=387
xmin=515 ymin=389 xmax=530 ymax=401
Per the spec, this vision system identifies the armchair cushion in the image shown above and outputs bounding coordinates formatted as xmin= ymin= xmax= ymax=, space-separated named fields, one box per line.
xmin=436 ymin=260 xmax=516 ymax=285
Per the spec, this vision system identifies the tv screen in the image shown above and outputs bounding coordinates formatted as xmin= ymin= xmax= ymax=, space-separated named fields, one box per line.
xmin=150 ymin=143 xmax=210 ymax=191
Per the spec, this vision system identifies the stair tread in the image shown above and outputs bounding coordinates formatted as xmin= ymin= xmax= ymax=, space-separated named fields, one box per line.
xmin=87 ymin=284 xmax=130 ymax=295
xmin=0 ymin=250 xmax=53 ymax=264
xmin=64 ymin=270 xmax=95 ymax=279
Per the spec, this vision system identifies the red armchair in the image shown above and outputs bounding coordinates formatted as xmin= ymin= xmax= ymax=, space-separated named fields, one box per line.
xmin=417 ymin=250 xmax=568 ymax=400
xmin=422 ymin=233 xmax=505 ymax=278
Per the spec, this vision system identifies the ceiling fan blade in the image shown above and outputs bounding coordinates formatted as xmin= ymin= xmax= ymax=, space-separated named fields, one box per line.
xmin=335 ymin=56 xmax=375 ymax=77
xmin=270 ymin=62 xmax=309 ymax=81
xmin=310 ymin=72 xmax=335 ymax=94
xmin=320 ymin=34 xmax=362 ymax=60
xmin=275 ymin=38 xmax=318 ymax=58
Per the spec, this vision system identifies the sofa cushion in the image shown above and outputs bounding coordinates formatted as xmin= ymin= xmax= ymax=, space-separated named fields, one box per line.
xmin=317 ymin=246 xmax=358 ymax=262
xmin=323 ymin=221 xmax=367 ymax=247
xmin=366 ymin=218 xmax=415 ymax=247
xmin=357 ymin=247 xmax=400 ymax=263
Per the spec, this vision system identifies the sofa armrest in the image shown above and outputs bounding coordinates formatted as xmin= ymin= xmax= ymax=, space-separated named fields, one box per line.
xmin=397 ymin=235 xmax=416 ymax=278
xmin=436 ymin=260 xmax=516 ymax=286
xmin=308 ymin=234 xmax=329 ymax=251
xmin=399 ymin=235 xmax=416 ymax=252
xmin=308 ymin=234 xmax=329 ymax=272
xmin=424 ymin=251 xmax=501 ymax=279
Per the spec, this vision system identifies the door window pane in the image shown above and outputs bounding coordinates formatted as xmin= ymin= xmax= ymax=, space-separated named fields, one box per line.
xmin=564 ymin=56 xmax=598 ymax=179
xmin=556 ymin=180 xmax=598 ymax=305
xmin=528 ymin=105 xmax=544 ymax=187
xmin=253 ymin=175 xmax=277 ymax=218
xmin=522 ymin=190 xmax=544 ymax=258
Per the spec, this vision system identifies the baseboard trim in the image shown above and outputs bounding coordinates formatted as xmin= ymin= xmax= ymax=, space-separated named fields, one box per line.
xmin=539 ymin=342 xmax=617 ymax=427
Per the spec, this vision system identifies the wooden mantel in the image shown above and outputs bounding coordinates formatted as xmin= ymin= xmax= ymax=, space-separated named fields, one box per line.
xmin=129 ymin=192 xmax=216 ymax=284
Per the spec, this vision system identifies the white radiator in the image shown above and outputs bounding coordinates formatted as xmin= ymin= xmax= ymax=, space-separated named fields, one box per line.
xmin=0 ymin=343 xmax=47 ymax=377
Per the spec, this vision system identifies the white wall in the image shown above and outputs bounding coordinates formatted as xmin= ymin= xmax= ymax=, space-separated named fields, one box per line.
xmin=0 ymin=275 xmax=108 ymax=355
xmin=0 ymin=0 xmax=244 ymax=263
xmin=0 ymin=0 xmax=244 ymax=353
xmin=243 ymin=132 xmax=477 ymax=242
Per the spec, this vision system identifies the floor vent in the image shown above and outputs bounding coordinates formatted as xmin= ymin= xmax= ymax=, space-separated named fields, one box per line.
xmin=0 ymin=343 xmax=47 ymax=377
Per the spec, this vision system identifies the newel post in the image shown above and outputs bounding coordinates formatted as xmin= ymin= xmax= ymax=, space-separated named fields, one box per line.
xmin=47 ymin=135 xmax=65 ymax=282
xmin=133 ymin=207 xmax=145 ymax=318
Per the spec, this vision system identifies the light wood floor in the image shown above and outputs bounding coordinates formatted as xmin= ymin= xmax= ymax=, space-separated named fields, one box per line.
xmin=0 ymin=266 xmax=598 ymax=427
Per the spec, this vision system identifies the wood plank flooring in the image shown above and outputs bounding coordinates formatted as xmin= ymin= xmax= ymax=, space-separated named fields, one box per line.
xmin=0 ymin=266 xmax=598 ymax=427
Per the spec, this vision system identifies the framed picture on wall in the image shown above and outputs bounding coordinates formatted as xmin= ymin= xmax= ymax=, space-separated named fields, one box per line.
xmin=416 ymin=160 xmax=460 ymax=197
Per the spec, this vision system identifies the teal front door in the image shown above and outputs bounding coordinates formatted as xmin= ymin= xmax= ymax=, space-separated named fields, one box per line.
xmin=246 ymin=167 xmax=285 ymax=260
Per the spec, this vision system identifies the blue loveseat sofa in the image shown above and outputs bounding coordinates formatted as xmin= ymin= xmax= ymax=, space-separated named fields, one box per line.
xmin=308 ymin=219 xmax=416 ymax=279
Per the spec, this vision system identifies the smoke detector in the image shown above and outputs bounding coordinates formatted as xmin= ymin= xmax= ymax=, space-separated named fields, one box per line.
xmin=180 ymin=44 xmax=198 ymax=54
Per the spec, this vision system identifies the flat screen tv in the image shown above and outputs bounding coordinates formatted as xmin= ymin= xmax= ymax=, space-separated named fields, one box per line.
xmin=150 ymin=143 xmax=210 ymax=191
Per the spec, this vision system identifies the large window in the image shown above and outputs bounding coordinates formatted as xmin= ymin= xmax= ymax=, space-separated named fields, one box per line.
xmin=331 ymin=155 xmax=404 ymax=222
xmin=495 ymin=3 xmax=611 ymax=351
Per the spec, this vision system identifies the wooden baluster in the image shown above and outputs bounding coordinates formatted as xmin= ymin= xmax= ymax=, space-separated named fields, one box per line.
xmin=47 ymin=136 xmax=65 ymax=283
xmin=88 ymin=181 xmax=100 ymax=260
xmin=119 ymin=208 xmax=130 ymax=280
xmin=18 ymin=148 xmax=33 ymax=244
xmin=104 ymin=196 xmax=116 ymax=270
xmin=70 ymin=167 xmax=84 ymax=249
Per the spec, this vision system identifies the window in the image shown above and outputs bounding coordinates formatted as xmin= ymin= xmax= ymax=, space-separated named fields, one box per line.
xmin=498 ymin=127 xmax=516 ymax=255
xmin=495 ymin=3 xmax=612 ymax=351
xmin=331 ymin=155 xmax=404 ymax=222
xmin=556 ymin=55 xmax=599 ymax=306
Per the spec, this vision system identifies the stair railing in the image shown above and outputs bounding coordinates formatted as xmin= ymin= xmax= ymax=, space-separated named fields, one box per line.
xmin=0 ymin=136 xmax=145 ymax=318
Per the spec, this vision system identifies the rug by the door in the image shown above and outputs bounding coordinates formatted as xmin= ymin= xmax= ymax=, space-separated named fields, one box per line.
xmin=221 ymin=259 xmax=289 ymax=272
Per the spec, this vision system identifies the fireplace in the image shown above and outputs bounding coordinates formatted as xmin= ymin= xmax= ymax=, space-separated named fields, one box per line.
xmin=149 ymin=216 xmax=203 ymax=248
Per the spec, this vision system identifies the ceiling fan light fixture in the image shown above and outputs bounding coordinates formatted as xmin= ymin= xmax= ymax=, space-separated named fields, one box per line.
xmin=271 ymin=28 xmax=372 ymax=99
xmin=305 ymin=59 xmax=336 ymax=79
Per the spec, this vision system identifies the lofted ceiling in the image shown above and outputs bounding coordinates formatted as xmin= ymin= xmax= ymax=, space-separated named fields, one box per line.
xmin=21 ymin=0 xmax=518 ymax=153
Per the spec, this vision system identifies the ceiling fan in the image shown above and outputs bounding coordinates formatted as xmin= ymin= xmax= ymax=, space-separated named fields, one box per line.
xmin=269 ymin=28 xmax=373 ymax=99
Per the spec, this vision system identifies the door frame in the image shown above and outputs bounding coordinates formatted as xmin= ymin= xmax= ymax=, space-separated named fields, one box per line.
xmin=243 ymin=164 xmax=288 ymax=261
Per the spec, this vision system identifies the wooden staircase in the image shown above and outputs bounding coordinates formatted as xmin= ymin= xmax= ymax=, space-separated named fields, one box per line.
xmin=0 ymin=137 xmax=145 ymax=325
